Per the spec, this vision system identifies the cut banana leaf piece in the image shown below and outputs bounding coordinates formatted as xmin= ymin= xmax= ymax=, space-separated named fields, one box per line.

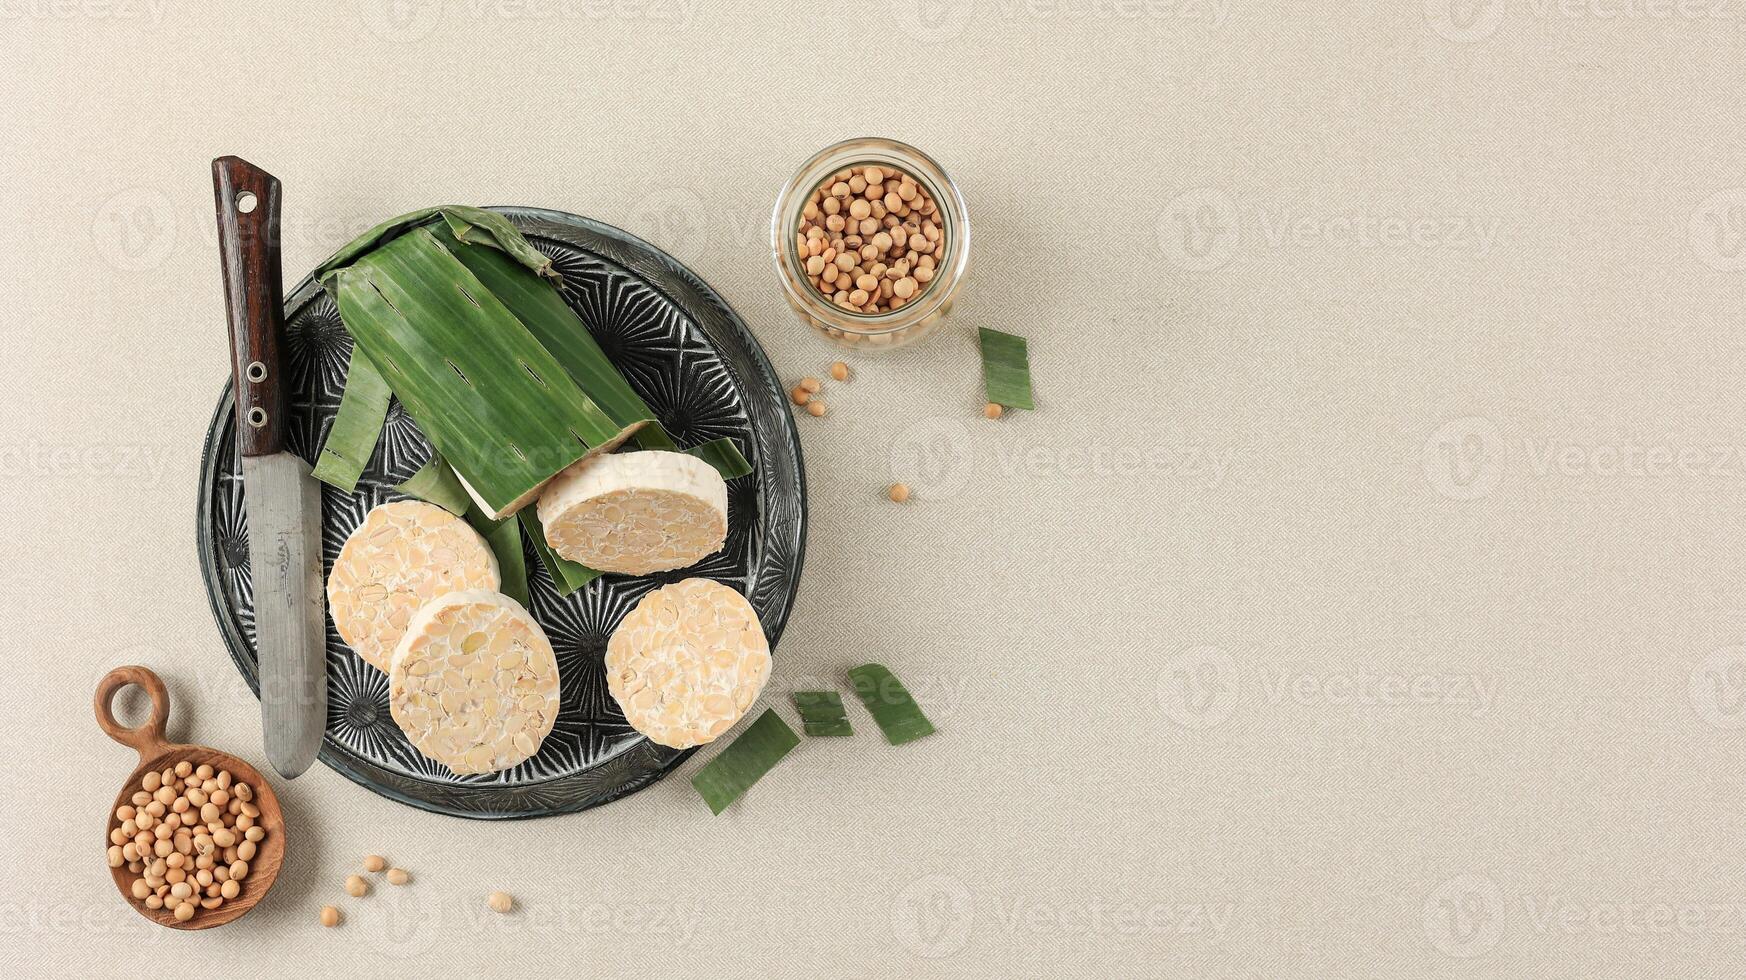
xmin=517 ymin=508 xmax=601 ymax=596
xmin=978 ymin=327 xmax=1034 ymax=410
xmin=791 ymin=691 xmax=853 ymax=736
xmin=398 ymin=451 xmax=529 ymax=602
xmin=848 ymin=664 xmax=936 ymax=745
xmin=464 ymin=507 xmax=528 ymax=606
xmin=437 ymin=206 xmax=562 ymax=280
xmin=685 ymin=436 xmax=753 ymax=480
xmin=321 ymin=221 xmax=642 ymax=519
xmin=690 ymin=709 xmax=799 ymax=815
xmin=394 ymin=453 xmax=471 ymax=516
xmin=311 ymin=348 xmax=392 ymax=492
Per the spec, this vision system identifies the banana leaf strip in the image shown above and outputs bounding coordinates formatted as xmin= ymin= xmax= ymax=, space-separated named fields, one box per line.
xmin=791 ymin=691 xmax=853 ymax=737
xmin=978 ymin=327 xmax=1034 ymax=410
xmin=464 ymin=506 xmax=528 ymax=606
xmin=393 ymin=453 xmax=471 ymax=516
xmin=398 ymin=451 xmax=529 ymax=603
xmin=310 ymin=347 xmax=391 ymax=492
xmin=517 ymin=508 xmax=601 ymax=596
xmin=684 ymin=436 xmax=752 ymax=480
xmin=690 ymin=709 xmax=799 ymax=815
xmin=399 ymin=454 xmax=529 ymax=604
xmin=848 ymin=664 xmax=936 ymax=745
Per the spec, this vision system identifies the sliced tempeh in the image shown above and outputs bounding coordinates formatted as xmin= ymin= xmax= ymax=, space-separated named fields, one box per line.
xmin=605 ymin=578 xmax=771 ymax=749
xmin=327 ymin=500 xmax=501 ymax=672
xmin=387 ymin=590 xmax=560 ymax=775
xmin=536 ymin=450 xmax=727 ymax=575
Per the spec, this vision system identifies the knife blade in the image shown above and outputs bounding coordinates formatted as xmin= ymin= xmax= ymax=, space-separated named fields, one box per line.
xmin=213 ymin=155 xmax=327 ymax=778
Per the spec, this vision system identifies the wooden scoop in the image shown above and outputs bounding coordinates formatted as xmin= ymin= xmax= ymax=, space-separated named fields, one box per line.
xmin=95 ymin=665 xmax=286 ymax=929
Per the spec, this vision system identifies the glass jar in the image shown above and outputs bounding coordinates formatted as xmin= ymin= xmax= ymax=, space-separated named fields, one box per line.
xmin=771 ymin=137 xmax=969 ymax=351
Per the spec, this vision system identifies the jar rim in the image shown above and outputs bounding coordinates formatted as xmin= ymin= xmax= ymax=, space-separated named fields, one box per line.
xmin=771 ymin=137 xmax=969 ymax=336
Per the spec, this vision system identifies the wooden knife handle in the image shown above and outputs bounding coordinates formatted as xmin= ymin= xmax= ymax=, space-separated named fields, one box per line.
xmin=213 ymin=156 xmax=287 ymax=458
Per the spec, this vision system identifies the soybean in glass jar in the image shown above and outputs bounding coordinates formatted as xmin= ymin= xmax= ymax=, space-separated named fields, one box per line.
xmin=771 ymin=137 xmax=969 ymax=351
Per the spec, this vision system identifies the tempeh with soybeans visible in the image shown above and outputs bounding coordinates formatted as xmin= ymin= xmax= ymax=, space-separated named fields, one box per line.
xmin=538 ymin=450 xmax=728 ymax=575
xmin=388 ymin=590 xmax=560 ymax=774
xmin=327 ymin=500 xmax=501 ymax=673
xmin=605 ymin=578 xmax=770 ymax=749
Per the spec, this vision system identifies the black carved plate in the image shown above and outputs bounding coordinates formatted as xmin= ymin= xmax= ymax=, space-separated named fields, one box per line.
xmin=197 ymin=208 xmax=807 ymax=819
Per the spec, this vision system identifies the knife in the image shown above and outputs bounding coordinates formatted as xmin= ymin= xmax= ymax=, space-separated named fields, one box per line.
xmin=213 ymin=155 xmax=327 ymax=778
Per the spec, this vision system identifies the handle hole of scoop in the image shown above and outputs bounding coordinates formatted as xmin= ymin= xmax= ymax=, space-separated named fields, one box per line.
xmin=236 ymin=191 xmax=258 ymax=214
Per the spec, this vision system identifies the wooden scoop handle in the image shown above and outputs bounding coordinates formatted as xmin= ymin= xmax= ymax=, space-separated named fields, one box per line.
xmin=95 ymin=665 xmax=173 ymax=761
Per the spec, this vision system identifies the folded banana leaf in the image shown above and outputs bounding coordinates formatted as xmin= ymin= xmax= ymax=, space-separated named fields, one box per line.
xmin=314 ymin=207 xmax=646 ymax=519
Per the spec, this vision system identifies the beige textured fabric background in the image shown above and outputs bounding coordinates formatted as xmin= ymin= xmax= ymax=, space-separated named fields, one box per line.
xmin=4 ymin=2 xmax=1743 ymax=976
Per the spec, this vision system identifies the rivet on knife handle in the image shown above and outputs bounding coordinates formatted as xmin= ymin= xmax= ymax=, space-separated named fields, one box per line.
xmin=213 ymin=156 xmax=287 ymax=457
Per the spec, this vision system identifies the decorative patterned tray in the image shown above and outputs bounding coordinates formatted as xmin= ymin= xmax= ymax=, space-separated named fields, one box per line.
xmin=197 ymin=208 xmax=806 ymax=818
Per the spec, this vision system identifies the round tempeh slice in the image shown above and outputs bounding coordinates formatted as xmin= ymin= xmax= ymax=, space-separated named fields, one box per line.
xmin=604 ymin=578 xmax=771 ymax=749
xmin=327 ymin=500 xmax=502 ymax=672
xmin=387 ymin=590 xmax=560 ymax=775
xmin=536 ymin=450 xmax=728 ymax=575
